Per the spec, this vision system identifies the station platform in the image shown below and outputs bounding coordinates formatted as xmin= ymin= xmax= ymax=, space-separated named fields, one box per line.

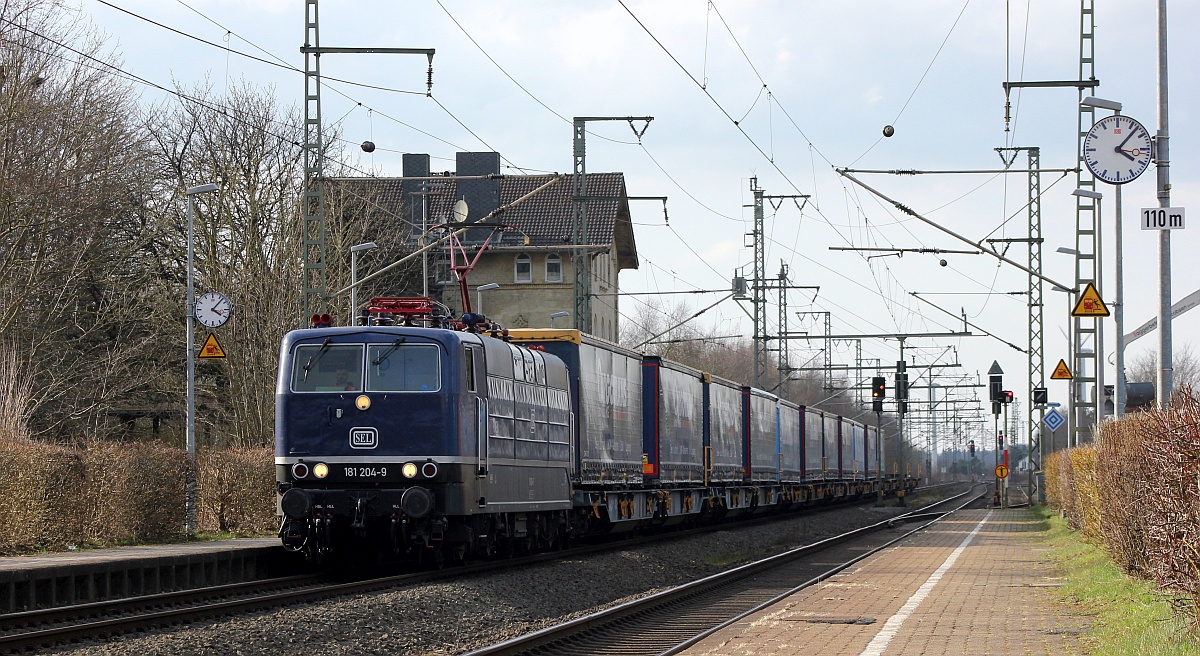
xmin=677 ymin=508 xmax=1090 ymax=655
xmin=0 ymin=537 xmax=294 ymax=613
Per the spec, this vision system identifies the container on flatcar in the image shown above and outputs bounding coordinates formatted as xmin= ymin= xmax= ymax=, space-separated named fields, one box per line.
xmin=639 ymin=356 xmax=705 ymax=485
xmin=844 ymin=419 xmax=866 ymax=480
xmin=704 ymin=374 xmax=744 ymax=484
xmin=778 ymin=400 xmax=803 ymax=483
xmin=823 ymin=411 xmax=841 ymax=479
xmin=800 ymin=406 xmax=826 ymax=481
xmin=506 ymin=329 xmax=643 ymax=486
xmin=743 ymin=388 xmax=780 ymax=483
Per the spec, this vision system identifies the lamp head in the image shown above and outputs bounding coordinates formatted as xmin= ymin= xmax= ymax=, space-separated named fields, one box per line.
xmin=186 ymin=183 xmax=219 ymax=195
xmin=1081 ymin=96 xmax=1122 ymax=112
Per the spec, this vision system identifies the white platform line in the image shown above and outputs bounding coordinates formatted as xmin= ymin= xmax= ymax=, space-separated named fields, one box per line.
xmin=859 ymin=510 xmax=994 ymax=656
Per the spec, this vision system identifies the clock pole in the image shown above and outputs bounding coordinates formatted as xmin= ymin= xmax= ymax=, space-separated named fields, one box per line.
xmin=185 ymin=183 xmax=219 ymax=536
xmin=1155 ymin=0 xmax=1172 ymax=406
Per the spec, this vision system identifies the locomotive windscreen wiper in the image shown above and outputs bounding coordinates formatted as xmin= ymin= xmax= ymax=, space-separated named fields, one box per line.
xmin=301 ymin=338 xmax=333 ymax=381
xmin=372 ymin=337 xmax=406 ymax=366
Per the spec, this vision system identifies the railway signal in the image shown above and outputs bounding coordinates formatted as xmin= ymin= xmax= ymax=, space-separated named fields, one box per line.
xmin=968 ymin=440 xmax=975 ymax=458
xmin=871 ymin=376 xmax=885 ymax=412
xmin=988 ymin=361 xmax=1003 ymax=402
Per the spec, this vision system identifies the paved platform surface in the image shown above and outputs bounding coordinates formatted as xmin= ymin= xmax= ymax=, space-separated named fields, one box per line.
xmin=677 ymin=508 xmax=1090 ymax=655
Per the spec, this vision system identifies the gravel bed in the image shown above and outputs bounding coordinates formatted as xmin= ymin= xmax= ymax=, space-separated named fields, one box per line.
xmin=50 ymin=493 xmax=948 ymax=656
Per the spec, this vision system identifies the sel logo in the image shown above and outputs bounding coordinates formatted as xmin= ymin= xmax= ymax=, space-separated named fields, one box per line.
xmin=349 ymin=427 xmax=378 ymax=449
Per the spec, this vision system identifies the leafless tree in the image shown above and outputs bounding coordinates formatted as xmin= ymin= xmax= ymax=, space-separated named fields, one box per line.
xmin=143 ymin=81 xmax=422 ymax=447
xmin=144 ymin=81 xmax=308 ymax=447
xmin=0 ymin=0 xmax=162 ymax=440
xmin=1127 ymin=342 xmax=1200 ymax=393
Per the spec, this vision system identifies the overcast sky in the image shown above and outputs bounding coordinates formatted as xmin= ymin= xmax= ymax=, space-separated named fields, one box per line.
xmin=79 ymin=0 xmax=1199 ymax=438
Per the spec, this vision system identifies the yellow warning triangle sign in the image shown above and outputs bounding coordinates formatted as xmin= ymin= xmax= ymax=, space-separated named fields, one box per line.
xmin=1071 ymin=282 xmax=1110 ymax=317
xmin=198 ymin=333 xmax=227 ymax=359
xmin=1051 ymin=359 xmax=1073 ymax=380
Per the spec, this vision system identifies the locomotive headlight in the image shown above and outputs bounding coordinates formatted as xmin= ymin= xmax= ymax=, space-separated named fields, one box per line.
xmin=402 ymin=462 xmax=418 ymax=478
xmin=355 ymin=395 xmax=371 ymax=411
xmin=291 ymin=462 xmax=310 ymax=479
xmin=313 ymin=463 xmax=329 ymax=479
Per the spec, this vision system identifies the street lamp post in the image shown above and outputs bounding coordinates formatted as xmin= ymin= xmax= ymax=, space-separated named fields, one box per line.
xmin=550 ymin=311 xmax=570 ymax=328
xmin=185 ymin=182 xmax=219 ymax=536
xmin=476 ymin=283 xmax=500 ymax=317
xmin=350 ymin=242 xmax=378 ymax=324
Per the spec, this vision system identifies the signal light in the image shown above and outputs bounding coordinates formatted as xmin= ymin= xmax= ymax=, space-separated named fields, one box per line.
xmin=871 ymin=376 xmax=886 ymax=399
xmin=1002 ymin=390 xmax=1014 ymax=404
xmin=968 ymin=441 xmax=976 ymax=458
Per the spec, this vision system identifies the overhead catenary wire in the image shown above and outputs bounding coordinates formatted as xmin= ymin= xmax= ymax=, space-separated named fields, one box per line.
xmin=91 ymin=1 xmax=1024 ymax=386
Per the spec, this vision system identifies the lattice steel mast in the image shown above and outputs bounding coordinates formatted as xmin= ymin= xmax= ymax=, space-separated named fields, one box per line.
xmin=301 ymin=0 xmax=434 ymax=319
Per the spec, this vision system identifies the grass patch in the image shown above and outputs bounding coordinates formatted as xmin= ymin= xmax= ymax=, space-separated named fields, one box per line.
xmin=1040 ymin=508 xmax=1198 ymax=655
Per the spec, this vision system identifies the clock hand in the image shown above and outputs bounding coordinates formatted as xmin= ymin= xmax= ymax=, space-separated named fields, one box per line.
xmin=1113 ymin=123 xmax=1137 ymax=153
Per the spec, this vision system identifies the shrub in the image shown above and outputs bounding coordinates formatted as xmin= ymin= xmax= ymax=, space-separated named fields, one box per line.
xmin=81 ymin=441 xmax=187 ymax=545
xmin=1094 ymin=415 xmax=1156 ymax=576
xmin=1047 ymin=389 xmax=1200 ymax=629
xmin=197 ymin=447 xmax=275 ymax=535
xmin=0 ymin=442 xmax=275 ymax=554
xmin=0 ymin=439 xmax=87 ymax=552
xmin=1138 ymin=393 xmax=1200 ymax=626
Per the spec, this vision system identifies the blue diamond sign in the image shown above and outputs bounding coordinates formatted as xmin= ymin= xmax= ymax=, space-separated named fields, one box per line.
xmin=1043 ymin=408 xmax=1065 ymax=432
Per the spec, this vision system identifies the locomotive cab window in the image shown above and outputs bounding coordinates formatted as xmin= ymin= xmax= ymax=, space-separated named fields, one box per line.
xmin=291 ymin=344 xmax=364 ymax=392
xmin=367 ymin=343 xmax=440 ymax=392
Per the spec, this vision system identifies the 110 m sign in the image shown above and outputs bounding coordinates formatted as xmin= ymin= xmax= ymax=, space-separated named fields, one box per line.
xmin=1141 ymin=207 xmax=1186 ymax=230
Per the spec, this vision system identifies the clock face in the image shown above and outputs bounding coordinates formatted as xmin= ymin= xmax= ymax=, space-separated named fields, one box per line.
xmin=194 ymin=291 xmax=232 ymax=328
xmin=1083 ymin=115 xmax=1152 ymax=184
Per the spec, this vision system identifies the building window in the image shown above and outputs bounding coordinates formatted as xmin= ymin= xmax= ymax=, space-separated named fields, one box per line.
xmin=545 ymin=253 xmax=563 ymax=283
xmin=515 ymin=253 xmax=532 ymax=283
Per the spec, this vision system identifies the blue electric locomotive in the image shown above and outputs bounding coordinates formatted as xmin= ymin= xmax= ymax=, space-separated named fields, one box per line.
xmin=276 ymin=302 xmax=575 ymax=563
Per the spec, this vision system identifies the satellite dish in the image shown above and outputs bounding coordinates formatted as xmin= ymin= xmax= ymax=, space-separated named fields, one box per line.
xmin=453 ymin=199 xmax=469 ymax=223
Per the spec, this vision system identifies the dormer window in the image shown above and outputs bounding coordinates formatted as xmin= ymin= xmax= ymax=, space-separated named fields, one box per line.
xmin=515 ymin=253 xmax=532 ymax=283
xmin=545 ymin=253 xmax=563 ymax=283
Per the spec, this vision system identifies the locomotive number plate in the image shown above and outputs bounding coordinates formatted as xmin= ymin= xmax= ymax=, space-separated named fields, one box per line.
xmin=343 ymin=466 xmax=391 ymax=479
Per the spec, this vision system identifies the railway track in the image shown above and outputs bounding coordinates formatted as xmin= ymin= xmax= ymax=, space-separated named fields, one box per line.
xmin=463 ymin=484 xmax=988 ymax=656
xmin=0 ymin=485 xmax=963 ymax=653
